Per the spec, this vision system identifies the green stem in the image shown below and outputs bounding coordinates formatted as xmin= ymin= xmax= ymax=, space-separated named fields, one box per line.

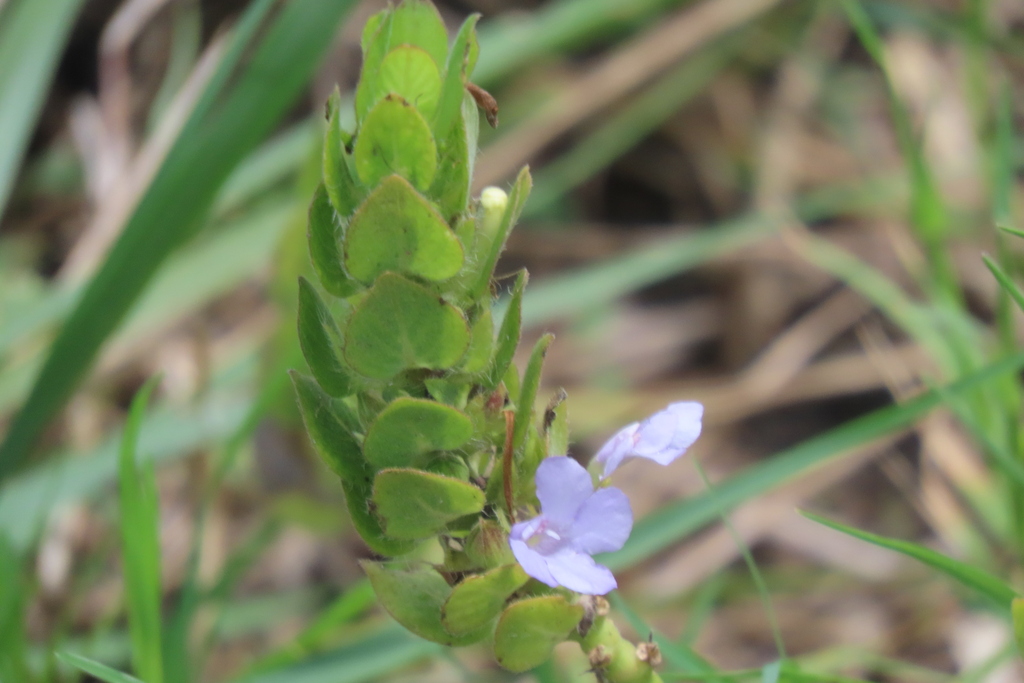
xmin=576 ymin=612 xmax=664 ymax=683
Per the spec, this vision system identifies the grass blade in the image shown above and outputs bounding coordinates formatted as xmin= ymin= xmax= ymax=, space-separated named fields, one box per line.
xmin=984 ymin=255 xmax=1024 ymax=315
xmin=118 ymin=378 xmax=164 ymax=683
xmin=0 ymin=534 xmax=31 ymax=683
xmin=56 ymin=652 xmax=144 ymax=683
xmin=605 ymin=349 xmax=1024 ymax=571
xmin=801 ymin=511 xmax=1019 ymax=608
xmin=0 ymin=0 xmax=357 ymax=479
xmin=0 ymin=0 xmax=87 ymax=219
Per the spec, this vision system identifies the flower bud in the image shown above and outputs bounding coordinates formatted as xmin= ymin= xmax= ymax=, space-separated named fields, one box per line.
xmin=479 ymin=187 xmax=508 ymax=241
xmin=466 ymin=519 xmax=514 ymax=568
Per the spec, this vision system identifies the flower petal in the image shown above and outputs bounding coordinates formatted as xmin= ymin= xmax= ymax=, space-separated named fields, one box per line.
xmin=570 ymin=487 xmax=632 ymax=555
xmin=597 ymin=402 xmax=703 ymax=476
xmin=634 ymin=401 xmax=702 ymax=465
xmin=593 ymin=422 xmax=638 ymax=478
xmin=535 ymin=456 xmax=593 ymax=524
xmin=544 ymin=548 xmax=617 ymax=595
xmin=509 ymin=535 xmax=558 ymax=587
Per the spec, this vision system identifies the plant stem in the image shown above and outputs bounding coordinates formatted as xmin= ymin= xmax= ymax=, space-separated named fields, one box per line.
xmin=576 ymin=611 xmax=664 ymax=683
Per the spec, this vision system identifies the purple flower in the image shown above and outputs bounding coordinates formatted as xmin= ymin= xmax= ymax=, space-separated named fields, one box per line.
xmin=593 ymin=401 xmax=703 ymax=478
xmin=509 ymin=457 xmax=632 ymax=595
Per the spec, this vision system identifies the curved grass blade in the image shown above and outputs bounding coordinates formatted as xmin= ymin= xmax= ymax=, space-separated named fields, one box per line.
xmin=0 ymin=534 xmax=30 ymax=682
xmin=0 ymin=0 xmax=358 ymax=479
xmin=801 ymin=511 xmax=1019 ymax=609
xmin=0 ymin=0 xmax=88 ymax=220
xmin=56 ymin=652 xmax=144 ymax=683
xmin=118 ymin=377 xmax=164 ymax=683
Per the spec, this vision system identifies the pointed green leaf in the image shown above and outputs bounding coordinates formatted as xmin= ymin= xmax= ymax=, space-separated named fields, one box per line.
xmin=544 ymin=390 xmax=569 ymax=457
xmin=430 ymin=94 xmax=478 ymax=221
xmin=56 ymin=653 xmax=144 ymax=683
xmin=466 ymin=28 xmax=479 ymax=78
xmin=291 ymin=372 xmax=414 ymax=556
xmin=363 ymin=397 xmax=472 ymax=469
xmin=297 ymin=277 xmax=353 ymax=397
xmin=388 ymin=0 xmax=448 ymax=68
xmin=360 ymin=10 xmax=384 ymax=56
xmin=377 ymin=46 xmax=441 ymax=119
xmin=355 ymin=10 xmax=393 ymax=121
xmin=462 ymin=307 xmax=493 ymax=374
xmin=308 ymin=184 xmax=361 ymax=298
xmin=484 ymin=270 xmax=526 ymax=391
xmin=802 ymin=510 xmax=1018 ymax=608
xmin=0 ymin=535 xmax=30 ymax=682
xmin=362 ymin=561 xmax=488 ymax=646
xmin=494 ymin=595 xmax=584 ymax=672
xmin=373 ymin=468 xmax=484 ymax=539
xmin=341 ymin=476 xmax=415 ymax=557
xmin=354 ymin=95 xmax=437 ymax=192
xmin=290 ymin=371 xmax=363 ymax=481
xmin=344 ymin=273 xmax=469 ymax=379
xmin=118 ymin=378 xmax=163 ymax=683
xmin=433 ymin=14 xmax=479 ymax=141
xmin=984 ymin=255 xmax=1024 ymax=315
xmin=442 ymin=564 xmax=529 ymax=636
xmin=469 ymin=166 xmax=532 ymax=300
xmin=344 ymin=175 xmax=463 ymax=283
xmin=512 ymin=333 xmax=553 ymax=454
xmin=323 ymin=92 xmax=363 ymax=220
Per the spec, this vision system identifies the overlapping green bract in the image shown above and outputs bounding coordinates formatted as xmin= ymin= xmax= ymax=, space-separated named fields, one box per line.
xmin=294 ymin=0 xmax=582 ymax=668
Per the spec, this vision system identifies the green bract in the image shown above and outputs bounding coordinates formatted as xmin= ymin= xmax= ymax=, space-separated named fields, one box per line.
xmin=363 ymin=397 xmax=472 ymax=468
xmin=373 ymin=468 xmax=484 ymax=539
xmin=344 ymin=175 xmax=463 ymax=283
xmin=362 ymin=561 xmax=489 ymax=647
xmin=442 ymin=565 xmax=530 ymax=636
xmin=494 ymin=596 xmax=585 ymax=672
xmin=343 ymin=273 xmax=469 ymax=379
xmin=354 ymin=95 xmax=437 ymax=191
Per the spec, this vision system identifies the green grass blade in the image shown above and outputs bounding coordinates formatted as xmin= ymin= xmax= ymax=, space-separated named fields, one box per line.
xmin=983 ymin=255 xmax=1024 ymax=315
xmin=0 ymin=534 xmax=31 ymax=683
xmin=605 ymin=349 xmax=1024 ymax=571
xmin=118 ymin=377 xmax=164 ymax=683
xmin=0 ymin=0 xmax=88 ymax=219
xmin=801 ymin=511 xmax=1019 ymax=608
xmin=56 ymin=652 xmax=144 ymax=683
xmin=839 ymin=0 xmax=947 ymax=244
xmin=0 ymin=0 xmax=358 ymax=479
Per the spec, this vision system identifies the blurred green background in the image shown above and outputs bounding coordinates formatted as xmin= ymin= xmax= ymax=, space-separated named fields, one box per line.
xmin=2 ymin=0 xmax=1024 ymax=680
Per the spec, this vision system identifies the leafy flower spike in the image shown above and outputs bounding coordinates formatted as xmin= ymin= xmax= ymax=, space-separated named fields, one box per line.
xmin=593 ymin=401 xmax=703 ymax=478
xmin=509 ymin=457 xmax=632 ymax=595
